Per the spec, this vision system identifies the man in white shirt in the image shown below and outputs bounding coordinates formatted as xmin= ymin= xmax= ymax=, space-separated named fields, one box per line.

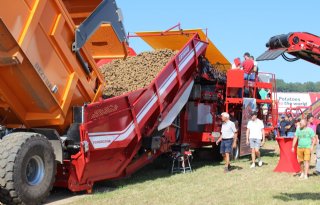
xmin=246 ymin=111 xmax=265 ymax=168
xmin=216 ymin=112 xmax=238 ymax=173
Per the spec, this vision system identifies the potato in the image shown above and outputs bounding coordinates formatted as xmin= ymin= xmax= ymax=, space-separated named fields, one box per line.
xmin=100 ymin=49 xmax=178 ymax=97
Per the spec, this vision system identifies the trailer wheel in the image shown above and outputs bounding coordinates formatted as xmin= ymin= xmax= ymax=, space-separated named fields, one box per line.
xmin=0 ymin=132 xmax=56 ymax=205
xmin=231 ymin=143 xmax=240 ymax=160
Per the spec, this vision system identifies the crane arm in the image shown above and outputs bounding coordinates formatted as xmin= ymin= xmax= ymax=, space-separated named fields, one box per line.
xmin=72 ymin=0 xmax=127 ymax=75
xmin=257 ymin=32 xmax=320 ymax=66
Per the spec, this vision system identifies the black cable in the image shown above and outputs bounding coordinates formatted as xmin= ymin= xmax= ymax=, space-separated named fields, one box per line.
xmin=281 ymin=53 xmax=300 ymax=62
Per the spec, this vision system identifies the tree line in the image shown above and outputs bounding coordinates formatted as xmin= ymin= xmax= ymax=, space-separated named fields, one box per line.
xmin=276 ymin=79 xmax=320 ymax=92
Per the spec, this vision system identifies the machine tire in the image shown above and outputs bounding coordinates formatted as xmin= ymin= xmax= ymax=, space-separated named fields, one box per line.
xmin=0 ymin=132 xmax=56 ymax=205
xmin=231 ymin=143 xmax=240 ymax=160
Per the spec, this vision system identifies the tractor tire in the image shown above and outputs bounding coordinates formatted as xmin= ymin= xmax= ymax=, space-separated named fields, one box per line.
xmin=0 ymin=132 xmax=56 ymax=205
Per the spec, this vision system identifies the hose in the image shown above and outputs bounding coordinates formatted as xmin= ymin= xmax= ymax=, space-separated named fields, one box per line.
xmin=281 ymin=53 xmax=299 ymax=62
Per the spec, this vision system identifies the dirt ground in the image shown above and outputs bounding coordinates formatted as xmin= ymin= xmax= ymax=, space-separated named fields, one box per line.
xmin=44 ymin=190 xmax=85 ymax=205
xmin=44 ymin=182 xmax=116 ymax=205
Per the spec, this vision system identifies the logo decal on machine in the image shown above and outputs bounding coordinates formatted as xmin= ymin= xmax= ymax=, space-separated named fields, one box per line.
xmin=89 ymin=136 xmax=117 ymax=149
xmin=88 ymin=122 xmax=136 ymax=149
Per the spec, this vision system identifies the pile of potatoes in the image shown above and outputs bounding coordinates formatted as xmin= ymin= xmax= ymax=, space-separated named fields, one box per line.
xmin=100 ymin=49 xmax=177 ymax=97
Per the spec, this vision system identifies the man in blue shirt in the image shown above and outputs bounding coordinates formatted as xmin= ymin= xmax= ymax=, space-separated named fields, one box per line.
xmin=279 ymin=114 xmax=288 ymax=137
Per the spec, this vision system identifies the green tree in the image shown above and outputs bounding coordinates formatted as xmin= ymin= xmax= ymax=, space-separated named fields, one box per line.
xmin=276 ymin=79 xmax=320 ymax=92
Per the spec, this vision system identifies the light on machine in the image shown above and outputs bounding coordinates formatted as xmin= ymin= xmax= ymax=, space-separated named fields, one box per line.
xmin=292 ymin=36 xmax=300 ymax=45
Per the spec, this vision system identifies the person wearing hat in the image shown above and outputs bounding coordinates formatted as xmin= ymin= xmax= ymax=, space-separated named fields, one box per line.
xmin=279 ymin=114 xmax=289 ymax=137
xmin=216 ymin=112 xmax=238 ymax=173
xmin=246 ymin=111 xmax=265 ymax=168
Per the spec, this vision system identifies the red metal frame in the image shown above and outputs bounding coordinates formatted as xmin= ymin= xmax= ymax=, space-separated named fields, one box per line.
xmin=261 ymin=32 xmax=320 ymax=122
xmin=179 ymin=68 xmax=278 ymax=155
xmin=286 ymin=32 xmax=320 ymax=66
xmin=225 ymin=70 xmax=278 ymax=155
xmin=257 ymin=31 xmax=320 ymax=137
xmin=180 ymin=81 xmax=225 ymax=148
xmin=259 ymin=32 xmax=320 ymax=66
xmin=284 ymin=106 xmax=304 ymax=118
xmin=284 ymin=99 xmax=320 ymax=121
xmin=54 ymin=33 xmax=208 ymax=192
xmin=180 ymin=103 xmax=223 ymax=148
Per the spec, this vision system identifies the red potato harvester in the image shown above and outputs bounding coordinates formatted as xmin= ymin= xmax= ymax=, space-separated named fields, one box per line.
xmin=0 ymin=0 xmax=278 ymax=204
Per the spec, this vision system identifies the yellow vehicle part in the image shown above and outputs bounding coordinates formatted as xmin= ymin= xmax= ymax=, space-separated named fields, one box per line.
xmin=136 ymin=29 xmax=230 ymax=71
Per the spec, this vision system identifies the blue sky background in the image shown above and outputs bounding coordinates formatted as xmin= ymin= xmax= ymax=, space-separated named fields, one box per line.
xmin=116 ymin=0 xmax=320 ymax=83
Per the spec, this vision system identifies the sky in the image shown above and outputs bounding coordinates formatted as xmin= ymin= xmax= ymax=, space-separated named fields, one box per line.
xmin=116 ymin=0 xmax=320 ymax=83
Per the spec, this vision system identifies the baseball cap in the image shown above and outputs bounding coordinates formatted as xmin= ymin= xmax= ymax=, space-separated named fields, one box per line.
xmin=281 ymin=114 xmax=285 ymax=118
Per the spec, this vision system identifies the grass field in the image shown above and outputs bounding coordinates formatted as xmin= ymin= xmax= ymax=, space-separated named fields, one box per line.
xmin=66 ymin=141 xmax=320 ymax=205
